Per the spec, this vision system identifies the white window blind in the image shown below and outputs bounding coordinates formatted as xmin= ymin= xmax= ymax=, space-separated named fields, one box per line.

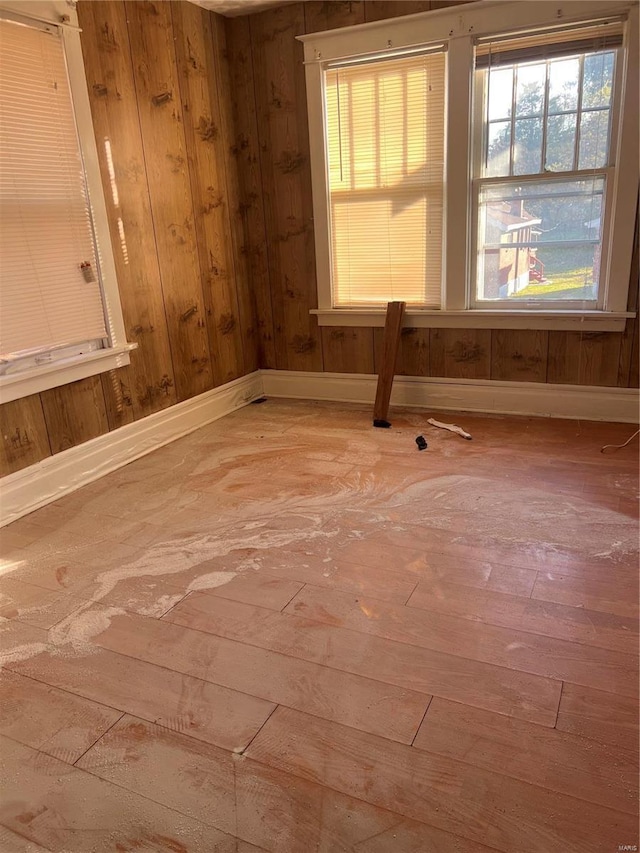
xmin=325 ymin=49 xmax=445 ymax=309
xmin=0 ymin=15 xmax=107 ymax=361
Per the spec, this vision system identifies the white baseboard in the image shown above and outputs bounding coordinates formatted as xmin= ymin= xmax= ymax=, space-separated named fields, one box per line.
xmin=0 ymin=372 xmax=263 ymax=527
xmin=261 ymin=370 xmax=640 ymax=424
xmin=3 ymin=368 xmax=637 ymax=527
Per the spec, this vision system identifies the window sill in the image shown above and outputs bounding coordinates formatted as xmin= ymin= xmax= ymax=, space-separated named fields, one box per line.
xmin=310 ymin=309 xmax=634 ymax=332
xmin=0 ymin=344 xmax=137 ymax=404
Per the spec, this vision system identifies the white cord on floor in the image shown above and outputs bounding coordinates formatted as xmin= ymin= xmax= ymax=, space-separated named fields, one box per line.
xmin=600 ymin=428 xmax=640 ymax=453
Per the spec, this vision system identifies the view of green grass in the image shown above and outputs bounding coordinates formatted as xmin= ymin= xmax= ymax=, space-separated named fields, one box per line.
xmin=510 ymin=244 xmax=597 ymax=300
xmin=514 ymin=266 xmax=594 ymax=298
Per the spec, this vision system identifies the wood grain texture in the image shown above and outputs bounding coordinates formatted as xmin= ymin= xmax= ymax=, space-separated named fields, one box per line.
xmin=224 ymin=16 xmax=276 ymax=369
xmin=374 ymin=327 xmax=430 ymax=376
xmin=246 ymin=706 xmax=636 ymax=853
xmin=618 ymin=202 xmax=639 ymax=387
xmin=75 ymin=714 xmax=475 ymax=853
xmin=556 ymin=683 xmax=639 ymax=751
xmin=321 ymin=327 xmax=374 ymax=373
xmin=125 ymin=0 xmax=213 ymax=400
xmin=0 ymin=735 xmax=237 ymax=852
xmin=93 ymin=608 xmax=432 ymax=743
xmin=9 ymin=642 xmax=275 ymax=753
xmin=249 ymin=4 xmax=322 ymax=371
xmin=430 ymin=329 xmax=491 ymax=379
xmin=0 ymin=669 xmax=122 ymax=764
xmin=78 ymin=1 xmax=177 ymax=422
xmin=1 ymin=400 xmax=637 ymax=849
xmin=374 ymin=302 xmax=406 ymax=421
xmin=172 ymin=0 xmax=245 ymax=387
xmin=304 ymin=1 xmax=365 ymax=31
xmin=210 ymin=14 xmax=261 ymax=375
xmin=364 ymin=0 xmax=432 ymax=21
xmin=0 ymin=395 xmax=51 ymax=476
xmin=40 ymin=377 xmax=109 ymax=453
xmin=413 ymin=697 xmax=638 ymax=814
xmin=164 ymin=593 xmax=563 ymax=725
xmin=491 ymin=330 xmax=549 ymax=382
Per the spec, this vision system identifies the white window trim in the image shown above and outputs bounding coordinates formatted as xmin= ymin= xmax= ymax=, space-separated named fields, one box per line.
xmin=0 ymin=0 xmax=135 ymax=405
xmin=300 ymin=0 xmax=638 ymax=331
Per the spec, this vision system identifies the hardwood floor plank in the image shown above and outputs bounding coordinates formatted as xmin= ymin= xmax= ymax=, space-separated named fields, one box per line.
xmin=7 ymin=644 xmax=274 ymax=753
xmin=0 ymin=735 xmax=236 ymax=852
xmin=285 ymin=585 xmax=638 ymax=696
xmin=76 ymin=714 xmax=491 ymax=853
xmin=190 ymin=571 xmax=303 ymax=611
xmin=89 ymin=608 xmax=431 ymax=743
xmin=215 ymin=550 xmax=419 ymax=603
xmin=0 ymin=825 xmax=51 ymax=852
xmin=0 ymin=670 xmax=122 ymax=765
xmin=413 ymin=697 xmax=637 ymax=813
xmin=163 ymin=593 xmax=562 ymax=724
xmin=532 ymin=571 xmax=639 ymax=618
xmin=406 ymin=579 xmax=638 ymax=654
xmin=556 ymin=683 xmax=639 ymax=751
xmin=245 ymin=706 xmax=637 ymax=853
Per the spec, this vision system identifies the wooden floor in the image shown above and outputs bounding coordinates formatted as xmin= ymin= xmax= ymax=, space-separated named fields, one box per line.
xmin=0 ymin=399 xmax=638 ymax=853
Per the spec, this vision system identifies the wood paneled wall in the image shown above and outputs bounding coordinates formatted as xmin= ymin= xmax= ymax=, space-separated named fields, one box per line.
xmin=1 ymin=0 xmax=637 ymax=478
xmin=0 ymin=0 xmax=259 ymax=476
xmin=226 ymin=0 xmax=639 ymax=386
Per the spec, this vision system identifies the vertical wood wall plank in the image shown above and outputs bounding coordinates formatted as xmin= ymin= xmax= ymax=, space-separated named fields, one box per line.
xmin=210 ymin=14 xmax=260 ymax=374
xmin=430 ymin=329 xmax=491 ymax=379
xmin=250 ymin=4 xmax=322 ymax=371
xmin=125 ymin=0 xmax=213 ymax=400
xmin=78 ymin=1 xmax=177 ymax=424
xmin=321 ymin=328 xmax=374 ymax=374
xmin=491 ymin=330 xmax=549 ymax=383
xmin=0 ymin=397 xmax=51 ymax=476
xmin=548 ymin=332 xmax=624 ymax=386
xmin=618 ymin=203 xmax=639 ymax=387
xmin=374 ymin=328 xmax=430 ymax=376
xmin=225 ymin=16 xmax=276 ymax=369
xmin=171 ymin=1 xmax=245 ymax=386
xmin=40 ymin=378 xmax=110 ymax=454
xmin=629 ymin=319 xmax=639 ymax=388
xmin=364 ymin=1 xmax=431 ymax=22
xmin=304 ymin=1 xmax=365 ymax=32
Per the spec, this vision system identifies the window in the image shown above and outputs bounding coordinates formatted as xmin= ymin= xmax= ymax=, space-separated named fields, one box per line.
xmin=301 ymin=1 xmax=638 ymax=330
xmin=325 ymin=49 xmax=445 ymax=308
xmin=474 ymin=26 xmax=621 ymax=307
xmin=0 ymin=2 xmax=132 ymax=404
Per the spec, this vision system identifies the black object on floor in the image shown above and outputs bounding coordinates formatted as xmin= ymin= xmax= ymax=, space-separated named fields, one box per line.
xmin=415 ymin=435 xmax=428 ymax=451
xmin=373 ymin=419 xmax=392 ymax=428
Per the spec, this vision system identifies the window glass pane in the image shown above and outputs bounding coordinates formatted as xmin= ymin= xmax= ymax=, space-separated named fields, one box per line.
xmin=582 ymin=51 xmax=614 ymax=108
xmin=579 ymin=109 xmax=610 ymax=169
xmin=545 ymin=113 xmax=577 ymax=171
xmin=487 ymin=120 xmax=511 ymax=176
xmin=488 ymin=66 xmax=513 ymax=121
xmin=476 ymin=178 xmax=604 ymax=302
xmin=515 ymin=63 xmax=545 ymax=116
xmin=548 ymin=57 xmax=580 ymax=113
xmin=513 ymin=118 xmax=542 ymax=175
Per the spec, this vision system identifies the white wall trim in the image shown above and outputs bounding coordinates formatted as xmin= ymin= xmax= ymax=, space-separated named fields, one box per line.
xmin=3 ymin=368 xmax=638 ymax=527
xmin=0 ymin=372 xmax=263 ymax=527
xmin=261 ymin=370 xmax=640 ymax=424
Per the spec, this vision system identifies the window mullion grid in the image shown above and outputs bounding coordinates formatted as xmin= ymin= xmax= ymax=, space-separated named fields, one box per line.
xmin=574 ymin=54 xmax=585 ymax=170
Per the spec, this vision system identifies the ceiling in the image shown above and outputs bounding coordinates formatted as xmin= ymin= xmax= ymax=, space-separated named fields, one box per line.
xmin=190 ymin=0 xmax=296 ymax=17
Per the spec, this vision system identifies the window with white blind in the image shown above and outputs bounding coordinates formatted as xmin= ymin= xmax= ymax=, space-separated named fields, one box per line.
xmin=325 ymin=50 xmax=445 ymax=308
xmin=0 ymin=2 xmax=131 ymax=404
xmin=301 ymin=0 xmax=638 ymax=331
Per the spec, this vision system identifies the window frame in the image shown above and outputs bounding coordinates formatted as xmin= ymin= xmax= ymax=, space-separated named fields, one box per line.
xmin=299 ymin=0 xmax=638 ymax=331
xmin=0 ymin=0 xmax=134 ymax=405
